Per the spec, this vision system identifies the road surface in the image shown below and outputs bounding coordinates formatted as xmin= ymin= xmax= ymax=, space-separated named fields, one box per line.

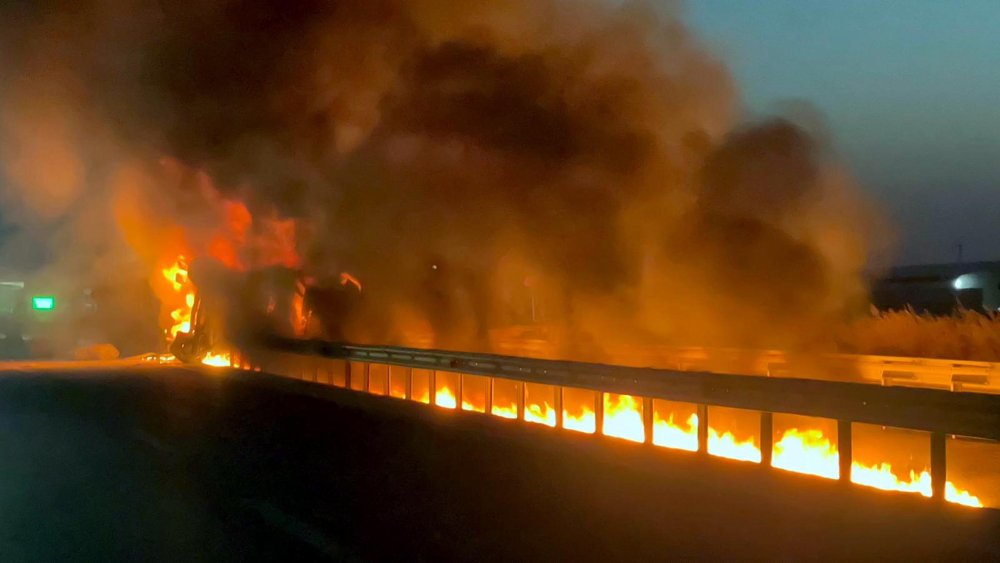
xmin=0 ymin=362 xmax=996 ymax=561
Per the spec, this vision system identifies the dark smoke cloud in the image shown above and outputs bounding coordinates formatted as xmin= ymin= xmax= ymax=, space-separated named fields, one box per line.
xmin=0 ymin=0 xmax=880 ymax=357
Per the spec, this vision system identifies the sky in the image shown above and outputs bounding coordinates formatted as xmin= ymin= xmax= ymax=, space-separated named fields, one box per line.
xmin=683 ymin=0 xmax=1000 ymax=265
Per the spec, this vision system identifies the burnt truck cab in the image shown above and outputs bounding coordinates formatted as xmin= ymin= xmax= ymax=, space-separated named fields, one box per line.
xmin=173 ymin=258 xmax=363 ymax=363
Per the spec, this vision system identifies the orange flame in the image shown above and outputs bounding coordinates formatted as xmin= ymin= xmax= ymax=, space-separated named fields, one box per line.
xmin=768 ymin=428 xmax=983 ymax=507
xmin=563 ymin=405 xmax=597 ymax=434
xmin=344 ymin=367 xmax=987 ymax=508
xmin=602 ymin=394 xmax=645 ymax=443
xmin=201 ymin=351 xmax=231 ymax=367
xmin=491 ymin=403 xmax=518 ymax=419
xmin=435 ymin=386 xmax=457 ymax=409
xmin=772 ymin=428 xmax=839 ymax=479
xmin=652 ymin=412 xmax=699 ymax=452
xmin=161 ymin=256 xmax=195 ymax=340
xmin=707 ymin=424 xmax=762 ymax=463
xmin=524 ymin=401 xmax=557 ymax=427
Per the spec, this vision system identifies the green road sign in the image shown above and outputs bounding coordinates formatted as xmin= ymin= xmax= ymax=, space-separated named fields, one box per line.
xmin=31 ymin=296 xmax=56 ymax=310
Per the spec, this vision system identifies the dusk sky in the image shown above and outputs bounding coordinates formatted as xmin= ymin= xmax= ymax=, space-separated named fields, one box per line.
xmin=684 ymin=0 xmax=999 ymax=265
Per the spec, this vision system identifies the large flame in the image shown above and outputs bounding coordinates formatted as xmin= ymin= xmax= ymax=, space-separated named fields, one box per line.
xmin=769 ymin=428 xmax=983 ymax=507
xmin=427 ymin=385 xmax=985 ymax=507
xmin=124 ymin=161 xmax=303 ymax=352
xmin=161 ymin=256 xmax=195 ymax=340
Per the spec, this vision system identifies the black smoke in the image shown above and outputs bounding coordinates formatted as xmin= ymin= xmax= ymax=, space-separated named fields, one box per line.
xmin=0 ymin=0 xmax=880 ymax=356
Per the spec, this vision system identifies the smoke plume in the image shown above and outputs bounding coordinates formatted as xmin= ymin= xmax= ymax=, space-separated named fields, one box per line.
xmin=0 ymin=0 xmax=881 ymax=358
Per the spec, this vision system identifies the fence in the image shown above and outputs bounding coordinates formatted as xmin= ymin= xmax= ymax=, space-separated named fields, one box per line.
xmin=226 ymin=337 xmax=1000 ymax=508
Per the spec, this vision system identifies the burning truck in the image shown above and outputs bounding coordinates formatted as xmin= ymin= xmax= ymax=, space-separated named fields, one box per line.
xmin=167 ymin=256 xmax=361 ymax=365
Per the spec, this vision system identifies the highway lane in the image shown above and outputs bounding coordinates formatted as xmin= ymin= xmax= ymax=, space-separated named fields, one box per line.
xmin=0 ymin=362 xmax=996 ymax=561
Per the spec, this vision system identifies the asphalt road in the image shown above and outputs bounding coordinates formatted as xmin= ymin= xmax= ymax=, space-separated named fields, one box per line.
xmin=0 ymin=362 xmax=996 ymax=562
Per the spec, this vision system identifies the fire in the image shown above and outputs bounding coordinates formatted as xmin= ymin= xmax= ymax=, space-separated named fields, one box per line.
xmin=462 ymin=398 xmax=485 ymax=413
xmin=563 ymin=406 xmax=596 ymax=434
xmin=127 ymin=161 xmax=303 ymax=350
xmin=161 ymin=256 xmax=195 ymax=340
xmin=201 ymin=351 xmax=231 ymax=367
xmin=850 ymin=462 xmax=931 ymax=496
xmin=491 ymin=403 xmax=518 ymax=419
xmin=524 ymin=401 xmax=557 ymax=427
xmin=707 ymin=425 xmax=762 ymax=462
xmin=652 ymin=412 xmax=699 ymax=452
xmin=767 ymin=428 xmax=984 ymax=507
xmin=649 ymin=411 xmax=761 ymax=460
xmin=435 ymin=386 xmax=457 ymax=409
xmin=945 ymin=482 xmax=983 ymax=508
xmin=316 ymin=364 xmax=989 ymax=508
xmin=772 ymin=428 xmax=839 ymax=479
xmin=602 ymin=394 xmax=645 ymax=443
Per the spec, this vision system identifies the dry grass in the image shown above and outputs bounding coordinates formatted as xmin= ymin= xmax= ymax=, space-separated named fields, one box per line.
xmin=836 ymin=307 xmax=1000 ymax=362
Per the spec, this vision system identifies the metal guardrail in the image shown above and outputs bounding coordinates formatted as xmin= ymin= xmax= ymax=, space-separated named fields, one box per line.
xmin=235 ymin=336 xmax=1000 ymax=505
xmin=255 ymin=337 xmax=1000 ymax=442
xmin=489 ymin=340 xmax=1000 ymax=394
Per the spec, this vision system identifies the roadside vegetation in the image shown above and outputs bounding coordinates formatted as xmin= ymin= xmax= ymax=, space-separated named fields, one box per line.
xmin=837 ymin=307 xmax=1000 ymax=362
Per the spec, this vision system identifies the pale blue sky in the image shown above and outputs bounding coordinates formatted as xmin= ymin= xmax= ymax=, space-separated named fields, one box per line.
xmin=682 ymin=0 xmax=1000 ymax=264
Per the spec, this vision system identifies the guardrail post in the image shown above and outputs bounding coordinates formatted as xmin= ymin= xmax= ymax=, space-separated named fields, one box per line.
xmin=595 ymin=392 xmax=604 ymax=435
xmin=363 ymin=363 xmax=370 ymax=391
xmin=555 ymin=386 xmax=564 ymax=429
xmin=429 ymin=370 xmax=437 ymax=405
xmin=486 ymin=377 xmax=494 ymax=414
xmin=931 ymin=432 xmax=946 ymax=501
xmin=457 ymin=373 xmax=465 ymax=409
xmin=838 ymin=420 xmax=852 ymax=482
xmin=643 ymin=397 xmax=654 ymax=445
xmin=697 ymin=404 xmax=709 ymax=454
xmin=516 ymin=381 xmax=525 ymax=420
xmin=405 ymin=367 xmax=413 ymax=400
xmin=760 ymin=412 xmax=773 ymax=466
xmin=345 ymin=361 xmax=352 ymax=389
